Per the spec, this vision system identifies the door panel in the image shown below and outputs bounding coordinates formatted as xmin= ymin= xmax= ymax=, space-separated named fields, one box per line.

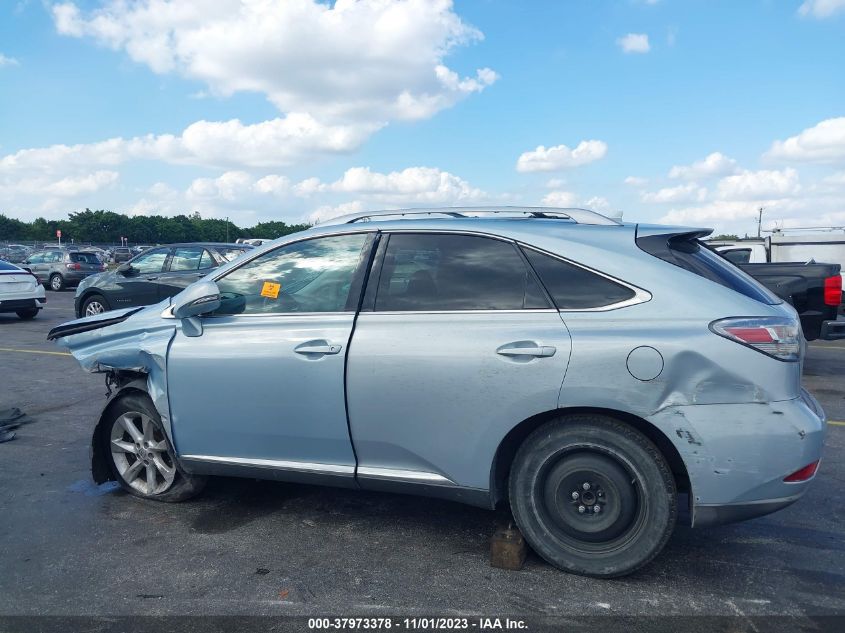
xmin=109 ymin=247 xmax=170 ymax=308
xmin=165 ymin=232 xmax=374 ymax=480
xmin=168 ymin=314 xmax=357 ymax=467
xmin=346 ymin=311 xmax=572 ymax=490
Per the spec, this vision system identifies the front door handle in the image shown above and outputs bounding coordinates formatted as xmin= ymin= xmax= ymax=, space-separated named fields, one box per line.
xmin=295 ymin=341 xmax=342 ymax=356
xmin=496 ymin=342 xmax=557 ymax=358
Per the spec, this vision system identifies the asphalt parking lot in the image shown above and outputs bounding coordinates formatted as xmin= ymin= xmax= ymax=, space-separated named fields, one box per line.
xmin=1 ymin=291 xmax=844 ymax=620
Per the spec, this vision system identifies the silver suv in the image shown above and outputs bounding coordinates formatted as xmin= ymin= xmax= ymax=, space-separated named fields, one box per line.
xmin=50 ymin=208 xmax=826 ymax=577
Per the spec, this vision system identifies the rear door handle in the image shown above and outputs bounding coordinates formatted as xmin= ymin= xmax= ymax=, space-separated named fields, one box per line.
xmin=496 ymin=343 xmax=557 ymax=358
xmin=295 ymin=341 xmax=342 ymax=356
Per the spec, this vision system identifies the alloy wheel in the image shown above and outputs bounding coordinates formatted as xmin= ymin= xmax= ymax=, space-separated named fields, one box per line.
xmin=109 ymin=412 xmax=177 ymax=495
xmin=85 ymin=301 xmax=106 ymax=316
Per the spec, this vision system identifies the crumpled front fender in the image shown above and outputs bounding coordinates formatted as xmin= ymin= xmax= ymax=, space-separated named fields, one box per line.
xmin=51 ymin=301 xmax=178 ymax=440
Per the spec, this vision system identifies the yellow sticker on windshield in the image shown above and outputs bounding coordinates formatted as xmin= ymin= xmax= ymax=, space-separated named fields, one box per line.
xmin=260 ymin=281 xmax=281 ymax=299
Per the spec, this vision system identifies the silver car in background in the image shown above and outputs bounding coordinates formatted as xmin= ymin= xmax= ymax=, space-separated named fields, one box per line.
xmin=50 ymin=207 xmax=826 ymax=578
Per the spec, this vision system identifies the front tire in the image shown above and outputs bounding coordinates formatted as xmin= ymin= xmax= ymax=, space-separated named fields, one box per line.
xmin=81 ymin=293 xmax=110 ymax=317
xmin=16 ymin=308 xmax=39 ymax=320
xmin=102 ymin=392 xmax=206 ymax=502
xmin=49 ymin=274 xmax=65 ymax=291
xmin=509 ymin=415 xmax=677 ymax=578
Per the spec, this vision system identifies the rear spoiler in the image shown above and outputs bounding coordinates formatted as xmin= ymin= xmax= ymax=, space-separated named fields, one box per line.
xmin=635 ymin=224 xmax=713 ymax=258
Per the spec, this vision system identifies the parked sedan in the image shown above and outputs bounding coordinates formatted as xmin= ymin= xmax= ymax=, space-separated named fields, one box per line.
xmin=74 ymin=242 xmax=252 ymax=317
xmin=0 ymin=260 xmax=46 ymax=319
xmin=21 ymin=250 xmax=106 ymax=291
xmin=50 ymin=207 xmax=825 ymax=578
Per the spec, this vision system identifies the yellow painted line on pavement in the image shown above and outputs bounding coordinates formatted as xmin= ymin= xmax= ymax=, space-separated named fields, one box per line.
xmin=0 ymin=347 xmax=71 ymax=357
xmin=829 ymin=420 xmax=845 ymax=427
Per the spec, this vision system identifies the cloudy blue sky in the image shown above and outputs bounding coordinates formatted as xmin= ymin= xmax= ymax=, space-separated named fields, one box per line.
xmin=1 ymin=0 xmax=844 ymax=234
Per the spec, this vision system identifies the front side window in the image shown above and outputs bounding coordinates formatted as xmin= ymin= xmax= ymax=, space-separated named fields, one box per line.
xmin=374 ymin=234 xmax=549 ymax=311
xmin=130 ymin=248 xmax=168 ymax=274
xmin=523 ymin=247 xmax=637 ymax=310
xmin=213 ymin=234 xmax=369 ymax=315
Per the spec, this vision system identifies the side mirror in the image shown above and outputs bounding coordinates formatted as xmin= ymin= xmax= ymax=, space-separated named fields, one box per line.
xmin=172 ymin=280 xmax=222 ymax=319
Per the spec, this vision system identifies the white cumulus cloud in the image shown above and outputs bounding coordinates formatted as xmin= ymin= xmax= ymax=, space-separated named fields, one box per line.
xmin=641 ymin=183 xmax=707 ymax=204
xmin=294 ymin=166 xmax=486 ymax=203
xmin=617 ymin=33 xmax=650 ymax=54
xmin=0 ymin=115 xmax=374 ymax=177
xmin=516 ymin=140 xmax=608 ymax=173
xmin=766 ymin=117 xmax=845 ymax=164
xmin=0 ymin=53 xmax=20 ymax=67
xmin=798 ymin=0 xmax=845 ymax=18
xmin=52 ymin=0 xmax=497 ymax=125
xmin=715 ymin=168 xmax=801 ymax=200
xmin=669 ymin=152 xmax=738 ymax=179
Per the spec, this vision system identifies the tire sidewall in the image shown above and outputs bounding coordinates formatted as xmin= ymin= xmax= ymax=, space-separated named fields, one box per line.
xmin=49 ymin=274 xmax=64 ymax=291
xmin=101 ymin=391 xmax=205 ymax=502
xmin=509 ymin=416 xmax=677 ymax=578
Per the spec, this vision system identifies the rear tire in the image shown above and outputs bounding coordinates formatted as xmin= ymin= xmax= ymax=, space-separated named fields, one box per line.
xmin=16 ymin=308 xmax=39 ymax=320
xmin=508 ymin=414 xmax=677 ymax=578
xmin=49 ymin=274 xmax=65 ymax=291
xmin=102 ymin=392 xmax=206 ymax=502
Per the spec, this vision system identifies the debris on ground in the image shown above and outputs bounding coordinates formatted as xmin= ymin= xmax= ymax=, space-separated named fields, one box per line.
xmin=490 ymin=523 xmax=527 ymax=571
xmin=0 ymin=407 xmax=36 ymax=443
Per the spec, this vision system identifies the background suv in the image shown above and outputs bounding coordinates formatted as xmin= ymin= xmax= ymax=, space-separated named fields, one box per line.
xmin=21 ymin=249 xmax=106 ymax=291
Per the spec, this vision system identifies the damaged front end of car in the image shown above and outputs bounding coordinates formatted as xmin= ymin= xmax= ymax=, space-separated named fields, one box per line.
xmin=48 ymin=282 xmax=223 ymax=484
xmin=48 ymin=302 xmax=179 ymax=484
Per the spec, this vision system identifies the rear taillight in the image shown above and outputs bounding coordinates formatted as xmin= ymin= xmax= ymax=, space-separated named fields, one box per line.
xmin=784 ymin=460 xmax=819 ymax=482
xmin=710 ymin=316 xmax=801 ymax=361
xmin=66 ymin=263 xmax=81 ymax=270
xmin=823 ymin=275 xmax=842 ymax=306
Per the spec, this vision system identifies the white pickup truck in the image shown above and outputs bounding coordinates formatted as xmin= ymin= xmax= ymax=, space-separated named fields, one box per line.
xmin=710 ymin=229 xmax=845 ymax=339
xmin=712 ymin=229 xmax=845 ymax=273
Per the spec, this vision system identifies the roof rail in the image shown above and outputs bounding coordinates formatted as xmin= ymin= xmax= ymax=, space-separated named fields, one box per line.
xmin=317 ymin=206 xmax=621 ymax=227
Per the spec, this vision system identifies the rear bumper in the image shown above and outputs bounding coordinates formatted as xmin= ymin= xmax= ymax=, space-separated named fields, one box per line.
xmin=647 ymin=389 xmax=826 ymax=527
xmin=0 ymin=298 xmax=45 ymax=313
xmin=694 ymin=494 xmax=803 ymax=527
xmin=820 ymin=319 xmax=845 ymax=340
xmin=0 ymin=286 xmax=46 ymax=312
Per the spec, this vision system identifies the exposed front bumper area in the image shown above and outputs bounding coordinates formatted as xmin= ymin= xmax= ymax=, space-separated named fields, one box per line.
xmin=648 ymin=389 xmax=826 ymax=527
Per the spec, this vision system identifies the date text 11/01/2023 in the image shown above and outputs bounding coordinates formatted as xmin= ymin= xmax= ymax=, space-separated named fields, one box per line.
xmin=307 ymin=617 xmax=528 ymax=630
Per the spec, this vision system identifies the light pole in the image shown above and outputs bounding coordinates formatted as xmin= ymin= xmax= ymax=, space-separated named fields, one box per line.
xmin=226 ymin=216 xmax=230 ymax=242
xmin=756 ymin=207 xmax=764 ymax=239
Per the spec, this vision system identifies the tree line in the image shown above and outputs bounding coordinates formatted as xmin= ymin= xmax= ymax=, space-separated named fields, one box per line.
xmin=0 ymin=209 xmax=310 ymax=245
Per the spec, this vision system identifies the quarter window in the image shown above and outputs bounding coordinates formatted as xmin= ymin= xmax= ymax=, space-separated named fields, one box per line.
xmin=374 ymin=234 xmax=550 ymax=311
xmin=213 ymin=234 xmax=368 ymax=315
xmin=522 ymin=247 xmax=636 ymax=309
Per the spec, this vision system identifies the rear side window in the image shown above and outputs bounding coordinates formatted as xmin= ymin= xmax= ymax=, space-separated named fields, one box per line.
xmin=70 ymin=252 xmax=100 ymax=264
xmin=375 ymin=234 xmax=550 ymax=311
xmin=721 ymin=248 xmax=751 ymax=264
xmin=170 ymin=247 xmax=205 ymax=271
xmin=522 ymin=247 xmax=636 ymax=309
xmin=637 ymin=234 xmax=779 ymax=305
